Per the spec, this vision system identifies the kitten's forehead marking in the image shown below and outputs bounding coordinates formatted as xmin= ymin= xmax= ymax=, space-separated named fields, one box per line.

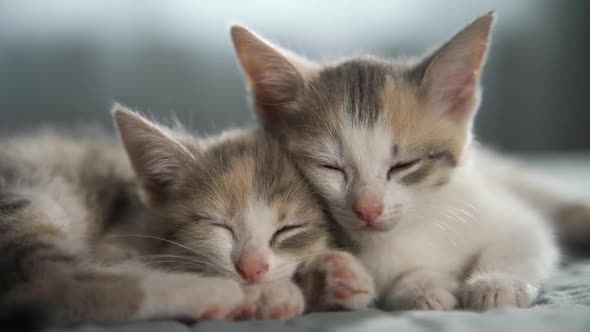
xmin=195 ymin=132 xmax=315 ymax=226
xmin=341 ymin=121 xmax=394 ymax=181
xmin=313 ymin=60 xmax=388 ymax=127
xmin=242 ymin=198 xmax=276 ymax=243
xmin=197 ymin=147 xmax=255 ymax=220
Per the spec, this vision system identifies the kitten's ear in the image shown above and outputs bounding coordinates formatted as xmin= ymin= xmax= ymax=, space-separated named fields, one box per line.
xmin=419 ymin=12 xmax=494 ymax=124
xmin=230 ymin=25 xmax=316 ymax=123
xmin=112 ymin=104 xmax=196 ymax=205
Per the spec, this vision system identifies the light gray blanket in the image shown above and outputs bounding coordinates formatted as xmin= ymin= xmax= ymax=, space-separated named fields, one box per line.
xmin=47 ymin=259 xmax=590 ymax=332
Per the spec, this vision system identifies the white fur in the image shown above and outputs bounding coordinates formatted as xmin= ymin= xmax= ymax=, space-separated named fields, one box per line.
xmin=304 ymin=123 xmax=559 ymax=310
xmin=358 ymin=155 xmax=558 ymax=309
xmin=134 ymin=268 xmax=244 ymax=321
xmin=201 ymin=197 xmax=306 ymax=284
xmin=242 ymin=280 xmax=305 ymax=319
xmin=230 ymin=198 xmax=302 ymax=283
xmin=474 ymin=147 xmax=588 ymax=216
xmin=311 ymin=123 xmax=410 ymax=232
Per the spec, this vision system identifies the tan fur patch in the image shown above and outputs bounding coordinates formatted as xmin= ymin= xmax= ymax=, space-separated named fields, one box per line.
xmin=380 ymin=80 xmax=467 ymax=186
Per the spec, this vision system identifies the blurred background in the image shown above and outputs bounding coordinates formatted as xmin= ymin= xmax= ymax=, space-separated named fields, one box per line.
xmin=0 ymin=0 xmax=589 ymax=152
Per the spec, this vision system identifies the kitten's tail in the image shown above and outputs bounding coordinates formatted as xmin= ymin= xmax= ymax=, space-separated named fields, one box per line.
xmin=475 ymin=147 xmax=590 ymax=250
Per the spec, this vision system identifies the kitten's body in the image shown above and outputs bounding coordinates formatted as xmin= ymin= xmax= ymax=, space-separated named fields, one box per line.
xmin=0 ymin=129 xmax=243 ymax=327
xmin=357 ymin=151 xmax=556 ymax=308
xmin=230 ymin=13 xmax=588 ymax=310
xmin=474 ymin=147 xmax=590 ymax=250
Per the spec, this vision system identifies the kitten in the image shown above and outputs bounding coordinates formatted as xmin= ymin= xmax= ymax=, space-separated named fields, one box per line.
xmin=0 ymin=126 xmax=243 ymax=327
xmin=112 ymin=107 xmax=374 ymax=317
xmin=230 ymin=12 xmax=589 ymax=311
xmin=0 ymin=105 xmax=374 ymax=328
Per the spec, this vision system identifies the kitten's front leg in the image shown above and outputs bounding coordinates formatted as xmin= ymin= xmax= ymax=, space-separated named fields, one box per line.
xmin=134 ymin=269 xmax=245 ymax=322
xmin=298 ymin=250 xmax=376 ymax=312
xmin=459 ymin=224 xmax=558 ymax=311
xmin=460 ymin=272 xmax=536 ymax=310
xmin=382 ymin=270 xmax=459 ymax=311
xmin=241 ymin=279 xmax=305 ymax=320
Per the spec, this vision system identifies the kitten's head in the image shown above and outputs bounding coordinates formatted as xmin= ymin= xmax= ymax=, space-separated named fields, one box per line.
xmin=113 ymin=107 xmax=328 ymax=284
xmin=231 ymin=13 xmax=494 ymax=238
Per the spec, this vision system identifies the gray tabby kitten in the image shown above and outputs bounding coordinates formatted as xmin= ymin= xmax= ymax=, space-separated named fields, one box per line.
xmin=0 ymin=105 xmax=374 ymax=328
xmin=230 ymin=12 xmax=590 ymax=311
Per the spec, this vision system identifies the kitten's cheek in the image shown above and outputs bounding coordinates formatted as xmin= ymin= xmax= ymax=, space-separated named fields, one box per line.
xmin=213 ymin=228 xmax=233 ymax=242
xmin=322 ymin=174 xmax=346 ymax=192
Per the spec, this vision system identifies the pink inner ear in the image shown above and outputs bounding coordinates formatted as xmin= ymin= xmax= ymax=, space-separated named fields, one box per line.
xmin=427 ymin=46 xmax=484 ymax=124
xmin=445 ymin=72 xmax=477 ymax=122
xmin=253 ymin=56 xmax=301 ymax=106
xmin=233 ymin=31 xmax=301 ymax=109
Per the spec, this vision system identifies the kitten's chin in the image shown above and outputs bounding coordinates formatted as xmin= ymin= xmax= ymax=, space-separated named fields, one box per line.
xmin=348 ymin=227 xmax=395 ymax=241
xmin=343 ymin=222 xmax=397 ymax=238
xmin=355 ymin=224 xmax=392 ymax=233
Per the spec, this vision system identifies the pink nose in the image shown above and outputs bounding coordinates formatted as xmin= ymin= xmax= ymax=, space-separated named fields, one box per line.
xmin=353 ymin=198 xmax=384 ymax=224
xmin=236 ymin=259 xmax=269 ymax=284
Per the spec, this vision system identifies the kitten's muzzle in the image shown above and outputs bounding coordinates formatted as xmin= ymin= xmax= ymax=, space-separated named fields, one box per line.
xmin=353 ymin=192 xmax=384 ymax=225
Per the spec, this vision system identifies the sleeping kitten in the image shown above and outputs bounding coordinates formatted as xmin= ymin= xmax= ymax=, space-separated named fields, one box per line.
xmin=230 ymin=13 xmax=589 ymax=310
xmin=0 ymin=126 xmax=244 ymax=327
xmin=0 ymin=105 xmax=374 ymax=328
xmin=112 ymin=107 xmax=375 ymax=317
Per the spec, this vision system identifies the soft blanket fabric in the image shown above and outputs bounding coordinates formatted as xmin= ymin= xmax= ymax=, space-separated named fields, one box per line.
xmin=46 ymin=259 xmax=590 ymax=332
xmin=45 ymin=155 xmax=590 ymax=332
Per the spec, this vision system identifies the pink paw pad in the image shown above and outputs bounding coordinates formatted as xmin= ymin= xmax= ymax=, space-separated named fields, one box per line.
xmin=270 ymin=304 xmax=287 ymax=319
xmin=332 ymin=267 xmax=354 ymax=280
xmin=241 ymin=303 xmax=257 ymax=320
xmin=334 ymin=285 xmax=353 ymax=300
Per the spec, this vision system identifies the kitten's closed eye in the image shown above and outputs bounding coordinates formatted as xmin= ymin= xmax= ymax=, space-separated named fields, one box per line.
xmin=272 ymin=223 xmax=307 ymax=244
xmin=194 ymin=214 xmax=235 ymax=238
xmin=387 ymin=159 xmax=422 ymax=180
xmin=212 ymin=222 xmax=235 ymax=238
xmin=321 ymin=164 xmax=343 ymax=172
xmin=320 ymin=164 xmax=347 ymax=182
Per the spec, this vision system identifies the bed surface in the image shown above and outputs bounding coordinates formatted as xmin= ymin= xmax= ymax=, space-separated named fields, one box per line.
xmin=47 ymin=154 xmax=590 ymax=332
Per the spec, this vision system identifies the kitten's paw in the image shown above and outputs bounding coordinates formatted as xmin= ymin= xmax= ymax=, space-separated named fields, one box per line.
xmin=241 ymin=280 xmax=305 ymax=320
xmin=138 ymin=273 xmax=244 ymax=322
xmin=301 ymin=251 xmax=375 ymax=311
xmin=382 ymin=271 xmax=459 ymax=311
xmin=384 ymin=286 xmax=458 ymax=311
xmin=460 ymin=274 xmax=536 ymax=310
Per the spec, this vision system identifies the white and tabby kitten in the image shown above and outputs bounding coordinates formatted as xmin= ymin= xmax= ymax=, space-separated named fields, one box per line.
xmin=0 ymin=105 xmax=374 ymax=328
xmin=113 ymin=107 xmax=374 ymax=318
xmin=230 ymin=13 xmax=590 ymax=311
xmin=0 ymin=117 xmax=243 ymax=327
